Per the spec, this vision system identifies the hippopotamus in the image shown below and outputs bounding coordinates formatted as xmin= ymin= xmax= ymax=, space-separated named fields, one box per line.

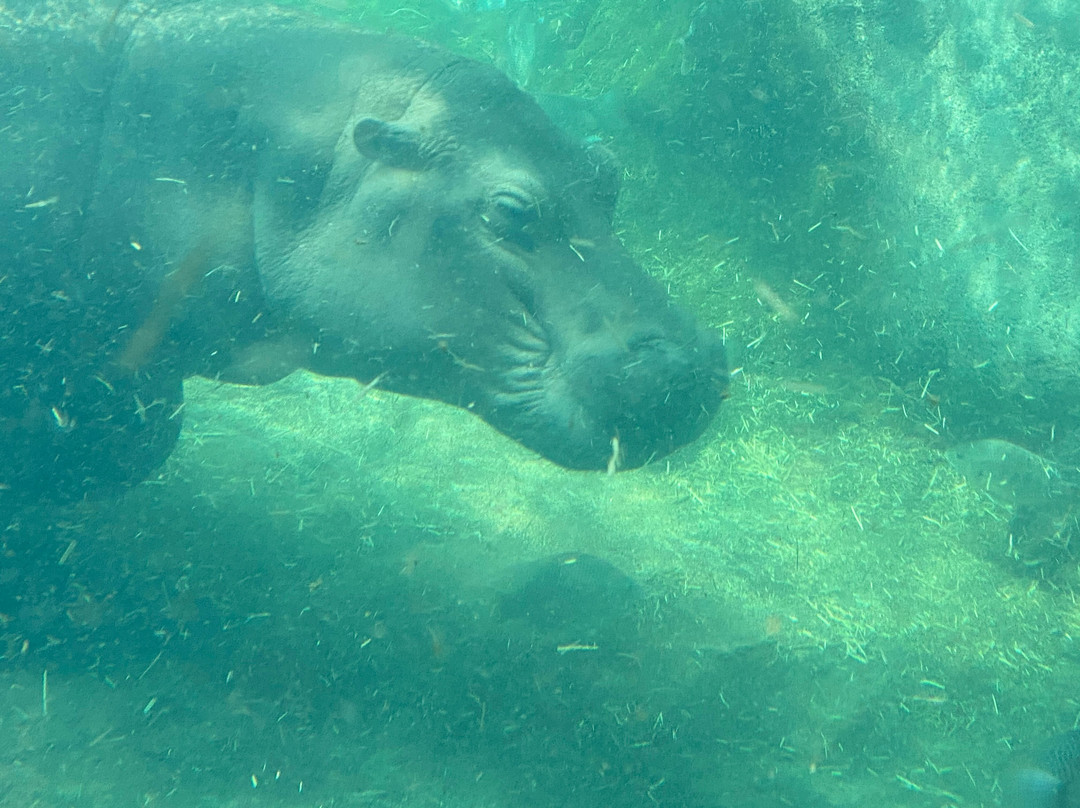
xmin=0 ymin=0 xmax=727 ymax=497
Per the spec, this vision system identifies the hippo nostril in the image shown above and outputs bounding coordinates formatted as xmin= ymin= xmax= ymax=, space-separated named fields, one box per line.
xmin=620 ymin=333 xmax=677 ymax=374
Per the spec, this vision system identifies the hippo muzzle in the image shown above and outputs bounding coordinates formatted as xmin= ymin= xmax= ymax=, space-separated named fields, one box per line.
xmin=484 ymin=279 xmax=728 ymax=471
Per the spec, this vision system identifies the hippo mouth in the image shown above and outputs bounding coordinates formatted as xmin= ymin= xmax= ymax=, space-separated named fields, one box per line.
xmin=484 ymin=309 xmax=727 ymax=471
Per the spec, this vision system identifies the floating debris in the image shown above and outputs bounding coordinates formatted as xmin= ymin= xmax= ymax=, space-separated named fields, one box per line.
xmin=946 ymin=439 xmax=1077 ymax=573
xmin=945 ymin=438 xmax=1059 ymax=507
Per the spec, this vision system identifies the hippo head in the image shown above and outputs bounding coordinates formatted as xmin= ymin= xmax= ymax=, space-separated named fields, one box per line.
xmin=254 ymin=53 xmax=726 ymax=471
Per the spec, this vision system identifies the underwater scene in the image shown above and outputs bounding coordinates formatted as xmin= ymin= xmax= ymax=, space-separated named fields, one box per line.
xmin=2 ymin=0 xmax=1080 ymax=806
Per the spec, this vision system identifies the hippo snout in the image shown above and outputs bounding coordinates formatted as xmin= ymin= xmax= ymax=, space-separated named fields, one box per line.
xmin=498 ymin=320 xmax=728 ymax=471
xmin=578 ymin=325 xmax=727 ymax=469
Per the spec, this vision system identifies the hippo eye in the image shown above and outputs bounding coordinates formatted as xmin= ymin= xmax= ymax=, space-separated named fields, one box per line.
xmin=488 ymin=189 xmax=540 ymax=250
xmin=493 ymin=190 xmax=539 ymax=221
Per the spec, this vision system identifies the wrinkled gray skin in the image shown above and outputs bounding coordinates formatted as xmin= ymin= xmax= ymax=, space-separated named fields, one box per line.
xmin=0 ymin=0 xmax=726 ymax=496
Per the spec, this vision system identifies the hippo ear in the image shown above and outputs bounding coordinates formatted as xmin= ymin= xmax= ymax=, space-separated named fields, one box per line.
xmin=586 ymin=142 xmax=621 ymax=212
xmin=353 ymin=117 xmax=430 ymax=170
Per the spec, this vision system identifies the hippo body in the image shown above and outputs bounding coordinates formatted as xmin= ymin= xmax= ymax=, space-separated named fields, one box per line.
xmin=0 ymin=0 xmax=726 ymax=496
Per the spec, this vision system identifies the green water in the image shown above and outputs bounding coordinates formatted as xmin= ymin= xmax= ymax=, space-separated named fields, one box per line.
xmin=4 ymin=1 xmax=1080 ymax=806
